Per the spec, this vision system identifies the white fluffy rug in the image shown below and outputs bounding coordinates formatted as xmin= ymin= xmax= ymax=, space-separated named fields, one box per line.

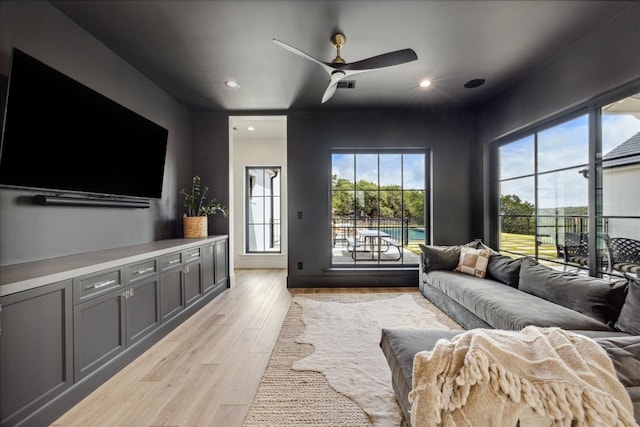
xmin=292 ymin=294 xmax=453 ymax=426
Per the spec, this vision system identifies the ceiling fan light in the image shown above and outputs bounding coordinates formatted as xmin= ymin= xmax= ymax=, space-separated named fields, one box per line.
xmin=419 ymin=79 xmax=432 ymax=88
xmin=225 ymin=80 xmax=240 ymax=89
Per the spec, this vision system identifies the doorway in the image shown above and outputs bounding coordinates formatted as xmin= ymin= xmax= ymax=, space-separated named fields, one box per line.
xmin=229 ymin=116 xmax=287 ymax=268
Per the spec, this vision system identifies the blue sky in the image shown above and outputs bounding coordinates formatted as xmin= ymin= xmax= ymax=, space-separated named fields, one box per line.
xmin=500 ymin=111 xmax=640 ymax=208
xmin=332 ymin=153 xmax=425 ymax=190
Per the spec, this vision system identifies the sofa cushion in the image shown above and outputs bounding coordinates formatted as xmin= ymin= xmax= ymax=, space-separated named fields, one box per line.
xmin=425 ymin=270 xmax=612 ymax=331
xmin=615 ymin=276 xmax=640 ymax=335
xmin=518 ymin=257 xmax=628 ymax=325
xmin=379 ymin=329 xmax=461 ymax=426
xmin=486 ymin=255 xmax=522 ymax=288
xmin=454 ymin=247 xmax=491 ymax=278
xmin=419 ymin=244 xmax=460 ymax=271
xmin=419 ymin=240 xmax=490 ymax=273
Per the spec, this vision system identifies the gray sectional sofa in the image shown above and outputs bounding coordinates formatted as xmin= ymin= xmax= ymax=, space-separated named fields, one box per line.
xmin=380 ymin=242 xmax=640 ymax=426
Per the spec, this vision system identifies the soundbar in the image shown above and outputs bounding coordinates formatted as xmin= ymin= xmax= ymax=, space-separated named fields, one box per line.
xmin=33 ymin=195 xmax=150 ymax=208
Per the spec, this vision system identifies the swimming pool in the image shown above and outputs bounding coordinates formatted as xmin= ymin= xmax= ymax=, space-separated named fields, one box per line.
xmin=379 ymin=227 xmax=425 ymax=242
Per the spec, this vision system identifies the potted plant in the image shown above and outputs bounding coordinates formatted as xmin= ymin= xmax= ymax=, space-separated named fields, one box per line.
xmin=180 ymin=175 xmax=228 ymax=238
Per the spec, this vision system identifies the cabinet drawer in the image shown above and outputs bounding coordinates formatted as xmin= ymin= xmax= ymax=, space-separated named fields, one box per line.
xmin=127 ymin=259 xmax=158 ymax=283
xmin=183 ymin=247 xmax=201 ymax=263
xmin=74 ymin=269 xmax=122 ymax=304
xmin=159 ymin=253 xmax=182 ymax=271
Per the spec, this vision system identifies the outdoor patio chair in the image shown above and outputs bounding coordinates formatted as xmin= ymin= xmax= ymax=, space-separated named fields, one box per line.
xmin=604 ymin=235 xmax=640 ymax=278
xmin=562 ymin=232 xmax=589 ymax=271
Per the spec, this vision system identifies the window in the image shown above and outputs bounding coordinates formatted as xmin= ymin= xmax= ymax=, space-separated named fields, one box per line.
xmin=498 ymin=115 xmax=589 ymax=268
xmin=495 ymin=88 xmax=640 ymax=278
xmin=246 ymin=167 xmax=281 ymax=253
xmin=600 ymin=93 xmax=640 ymax=278
xmin=331 ymin=150 xmax=428 ymax=266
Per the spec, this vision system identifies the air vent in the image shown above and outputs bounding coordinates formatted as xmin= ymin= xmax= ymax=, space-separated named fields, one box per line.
xmin=337 ymin=80 xmax=356 ymax=89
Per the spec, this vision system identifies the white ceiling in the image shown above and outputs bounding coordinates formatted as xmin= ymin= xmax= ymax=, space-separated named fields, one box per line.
xmin=50 ymin=0 xmax=635 ymax=115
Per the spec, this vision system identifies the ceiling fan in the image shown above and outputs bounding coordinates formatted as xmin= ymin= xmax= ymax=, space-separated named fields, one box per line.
xmin=273 ymin=33 xmax=418 ymax=103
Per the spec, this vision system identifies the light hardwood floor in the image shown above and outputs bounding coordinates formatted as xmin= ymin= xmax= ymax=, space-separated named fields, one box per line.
xmin=52 ymin=269 xmax=292 ymax=427
xmin=52 ymin=269 xmax=416 ymax=427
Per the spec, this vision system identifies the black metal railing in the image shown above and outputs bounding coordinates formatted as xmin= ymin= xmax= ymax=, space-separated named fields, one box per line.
xmin=332 ymin=216 xmax=425 ymax=247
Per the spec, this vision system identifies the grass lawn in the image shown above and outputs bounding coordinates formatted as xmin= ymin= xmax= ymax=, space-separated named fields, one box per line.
xmin=500 ymin=232 xmax=559 ymax=258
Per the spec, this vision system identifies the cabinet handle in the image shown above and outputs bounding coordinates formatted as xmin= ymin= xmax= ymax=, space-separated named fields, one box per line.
xmin=122 ymin=289 xmax=136 ymax=299
xmin=189 ymin=252 xmax=199 ymax=257
xmin=168 ymin=259 xmax=180 ymax=265
xmin=136 ymin=267 xmax=154 ymax=274
xmin=87 ymin=279 xmax=117 ymax=290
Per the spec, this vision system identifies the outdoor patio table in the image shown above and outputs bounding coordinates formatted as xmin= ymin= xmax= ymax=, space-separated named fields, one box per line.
xmin=357 ymin=229 xmax=392 ymax=259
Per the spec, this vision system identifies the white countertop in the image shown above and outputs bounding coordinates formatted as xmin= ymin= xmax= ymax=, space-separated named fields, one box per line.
xmin=0 ymin=236 xmax=227 ymax=297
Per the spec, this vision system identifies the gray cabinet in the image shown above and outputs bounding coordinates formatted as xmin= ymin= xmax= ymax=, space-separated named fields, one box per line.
xmin=202 ymin=243 xmax=216 ymax=293
xmin=0 ymin=236 xmax=229 ymax=427
xmin=202 ymin=240 xmax=228 ymax=294
xmin=0 ymin=280 xmax=73 ymax=427
xmin=159 ymin=252 xmax=184 ymax=322
xmin=74 ymin=264 xmax=161 ymax=380
xmin=183 ymin=247 xmax=202 ymax=306
xmin=215 ymin=238 xmax=229 ymax=287
xmin=74 ymin=287 xmax=126 ymax=380
xmin=125 ymin=276 xmax=160 ymax=346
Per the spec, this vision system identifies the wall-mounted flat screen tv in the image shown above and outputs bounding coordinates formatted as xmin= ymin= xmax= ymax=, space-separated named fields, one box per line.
xmin=0 ymin=48 xmax=168 ymax=199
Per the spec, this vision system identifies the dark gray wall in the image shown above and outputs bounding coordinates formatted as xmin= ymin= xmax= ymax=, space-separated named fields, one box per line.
xmin=286 ymin=109 xmax=479 ymax=287
xmin=191 ymin=112 xmax=230 ymax=236
xmin=0 ymin=2 xmax=192 ymax=265
xmin=477 ymin=2 xmax=640 ymax=245
xmin=479 ymin=3 xmax=640 ymax=142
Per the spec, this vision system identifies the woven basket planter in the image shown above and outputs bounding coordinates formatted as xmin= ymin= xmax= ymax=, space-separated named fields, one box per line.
xmin=183 ymin=215 xmax=208 ymax=238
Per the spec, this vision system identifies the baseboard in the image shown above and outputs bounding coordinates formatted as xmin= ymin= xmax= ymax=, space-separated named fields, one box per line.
xmin=287 ymin=269 xmax=419 ymax=288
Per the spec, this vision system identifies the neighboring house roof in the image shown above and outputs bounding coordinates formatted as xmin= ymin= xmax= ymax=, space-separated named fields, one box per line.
xmin=603 ymin=131 xmax=640 ymax=169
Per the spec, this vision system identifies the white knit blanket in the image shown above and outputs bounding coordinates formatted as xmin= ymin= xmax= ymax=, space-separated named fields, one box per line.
xmin=409 ymin=327 xmax=636 ymax=427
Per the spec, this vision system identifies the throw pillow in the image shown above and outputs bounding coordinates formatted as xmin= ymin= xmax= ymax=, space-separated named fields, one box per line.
xmin=419 ymin=244 xmax=461 ymax=272
xmin=519 ymin=257 xmax=628 ymax=325
xmin=614 ymin=276 xmax=640 ymax=335
xmin=454 ymin=247 xmax=491 ymax=278
xmin=486 ymin=255 xmax=522 ymax=288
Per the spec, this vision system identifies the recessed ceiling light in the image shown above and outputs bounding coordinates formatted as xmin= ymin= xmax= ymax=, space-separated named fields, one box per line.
xmin=247 ymin=126 xmax=255 ymax=131
xmin=464 ymin=78 xmax=485 ymax=89
xmin=419 ymin=79 xmax=432 ymax=88
xmin=225 ymin=80 xmax=240 ymax=89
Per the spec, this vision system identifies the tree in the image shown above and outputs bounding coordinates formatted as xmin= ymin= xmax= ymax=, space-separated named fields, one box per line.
xmin=500 ymin=194 xmax=535 ymax=235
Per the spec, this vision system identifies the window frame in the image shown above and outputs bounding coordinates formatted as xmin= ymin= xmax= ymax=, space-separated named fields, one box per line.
xmin=490 ymin=78 xmax=640 ymax=277
xmin=244 ymin=166 xmax=281 ymax=254
xmin=329 ymin=148 xmax=431 ymax=268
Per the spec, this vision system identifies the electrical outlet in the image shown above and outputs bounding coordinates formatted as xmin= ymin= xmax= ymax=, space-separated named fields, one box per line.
xmin=297 ymin=211 xmax=303 ymax=219
xmin=297 ymin=261 xmax=303 ymax=270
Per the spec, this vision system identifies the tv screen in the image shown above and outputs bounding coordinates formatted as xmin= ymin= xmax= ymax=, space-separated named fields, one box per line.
xmin=0 ymin=48 xmax=168 ymax=199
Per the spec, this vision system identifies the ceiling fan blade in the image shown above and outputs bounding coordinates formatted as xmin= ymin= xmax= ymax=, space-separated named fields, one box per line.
xmin=321 ymin=71 xmax=347 ymax=103
xmin=273 ymin=39 xmax=334 ymax=74
xmin=322 ymin=83 xmax=339 ymax=104
xmin=341 ymin=48 xmax=418 ymax=72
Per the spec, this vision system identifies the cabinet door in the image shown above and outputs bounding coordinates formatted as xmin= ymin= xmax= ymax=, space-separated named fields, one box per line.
xmin=160 ymin=267 xmax=184 ymax=322
xmin=184 ymin=262 xmax=202 ymax=306
xmin=0 ymin=281 xmax=73 ymax=427
xmin=201 ymin=243 xmax=215 ymax=293
xmin=74 ymin=289 xmax=126 ymax=381
xmin=125 ymin=277 xmax=160 ymax=346
xmin=214 ymin=239 xmax=229 ymax=286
